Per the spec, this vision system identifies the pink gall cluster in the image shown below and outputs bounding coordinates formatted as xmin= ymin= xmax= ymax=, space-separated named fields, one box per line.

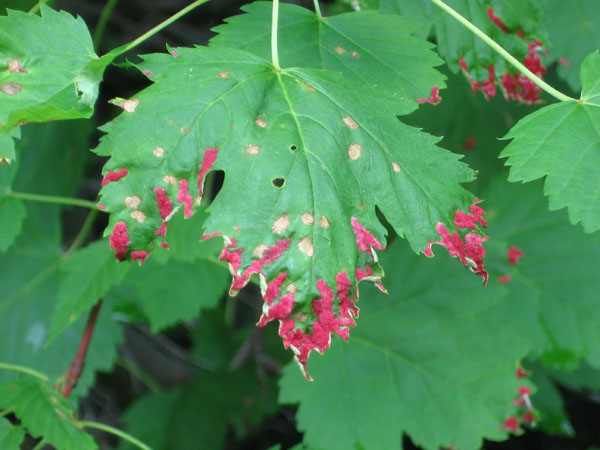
xmin=423 ymin=200 xmax=489 ymax=284
xmin=498 ymin=245 xmax=525 ymax=284
xmin=109 ymin=221 xmax=129 ymax=261
xmin=501 ymin=366 xmax=536 ymax=433
xmin=416 ymin=86 xmax=442 ymax=105
xmin=101 ymin=168 xmax=128 ymax=186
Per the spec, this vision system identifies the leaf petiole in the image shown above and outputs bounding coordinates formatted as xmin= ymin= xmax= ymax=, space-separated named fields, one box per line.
xmin=27 ymin=0 xmax=50 ymax=14
xmin=93 ymin=0 xmax=120 ymax=51
xmin=0 ymin=363 xmax=48 ymax=382
xmin=313 ymin=0 xmax=322 ymax=18
xmin=78 ymin=420 xmax=153 ymax=450
xmin=6 ymin=191 xmax=101 ymax=211
xmin=429 ymin=0 xmax=577 ymax=103
xmin=271 ymin=0 xmax=281 ymax=69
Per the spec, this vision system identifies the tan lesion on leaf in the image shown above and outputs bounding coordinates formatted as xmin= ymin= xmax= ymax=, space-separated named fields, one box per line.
xmin=153 ymin=146 xmax=165 ymax=157
xmin=255 ymin=118 xmax=267 ymax=128
xmin=348 ymin=143 xmax=362 ymax=160
xmin=218 ymin=71 xmax=229 ymax=78
xmin=350 ymin=51 xmax=360 ymax=59
xmin=391 ymin=161 xmax=401 ymax=172
xmin=245 ymin=144 xmax=260 ymax=155
xmin=163 ymin=175 xmax=177 ymax=185
xmin=272 ymin=213 xmax=290 ymax=234
xmin=110 ymin=98 xmax=140 ymax=113
xmin=253 ymin=244 xmax=268 ymax=258
xmin=301 ymin=212 xmax=314 ymax=225
xmin=130 ymin=210 xmax=146 ymax=223
xmin=0 ymin=158 xmax=11 ymax=165
xmin=333 ymin=46 xmax=347 ymax=55
xmin=124 ymin=195 xmax=141 ymax=208
xmin=287 ymin=283 xmax=297 ymax=294
xmin=298 ymin=237 xmax=314 ymax=257
xmin=7 ymin=58 xmax=26 ymax=73
xmin=0 ymin=82 xmax=22 ymax=95
xmin=305 ymin=85 xmax=316 ymax=92
xmin=342 ymin=116 xmax=359 ymax=129
xmin=318 ymin=216 xmax=330 ymax=228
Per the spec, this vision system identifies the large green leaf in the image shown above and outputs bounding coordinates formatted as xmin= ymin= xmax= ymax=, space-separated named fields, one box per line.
xmin=0 ymin=5 xmax=110 ymax=135
xmin=501 ymin=51 xmax=600 ymax=233
xmin=0 ymin=417 xmax=25 ymax=450
xmin=95 ymin=46 xmax=480 ymax=373
xmin=279 ymin=238 xmax=529 ymax=450
xmin=546 ymin=0 xmax=600 ymax=91
xmin=0 ymin=378 xmax=96 ymax=450
xmin=50 ymin=239 xmax=130 ymax=341
xmin=210 ymin=1 xmax=446 ymax=114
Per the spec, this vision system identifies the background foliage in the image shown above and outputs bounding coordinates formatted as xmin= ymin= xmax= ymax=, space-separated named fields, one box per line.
xmin=1 ymin=0 xmax=600 ymax=449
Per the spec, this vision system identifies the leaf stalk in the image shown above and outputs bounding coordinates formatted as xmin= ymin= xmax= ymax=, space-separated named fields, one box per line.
xmin=6 ymin=191 xmax=101 ymax=211
xmin=78 ymin=420 xmax=153 ymax=450
xmin=429 ymin=0 xmax=577 ymax=103
xmin=0 ymin=363 xmax=48 ymax=382
xmin=271 ymin=0 xmax=281 ymax=70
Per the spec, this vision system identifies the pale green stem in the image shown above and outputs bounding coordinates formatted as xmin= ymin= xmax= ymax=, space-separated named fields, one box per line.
xmin=6 ymin=191 xmax=101 ymax=211
xmin=430 ymin=0 xmax=577 ymax=102
xmin=94 ymin=0 xmax=120 ymax=51
xmin=31 ymin=439 xmax=47 ymax=450
xmin=313 ymin=0 xmax=322 ymax=18
xmin=271 ymin=0 xmax=281 ymax=69
xmin=28 ymin=0 xmax=49 ymax=14
xmin=112 ymin=0 xmax=211 ymax=56
xmin=116 ymin=357 xmax=162 ymax=394
xmin=79 ymin=421 xmax=153 ymax=450
xmin=63 ymin=209 xmax=99 ymax=259
xmin=0 ymin=363 xmax=48 ymax=382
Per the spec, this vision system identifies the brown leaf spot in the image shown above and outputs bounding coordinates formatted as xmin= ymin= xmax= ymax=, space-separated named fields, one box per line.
xmin=255 ymin=118 xmax=267 ymax=128
xmin=0 ymin=82 xmax=22 ymax=96
xmin=342 ymin=116 xmax=359 ymax=129
xmin=218 ymin=71 xmax=229 ymax=78
xmin=163 ymin=175 xmax=177 ymax=185
xmin=253 ymin=244 xmax=268 ymax=258
xmin=287 ymin=283 xmax=297 ymax=294
xmin=348 ymin=143 xmax=362 ymax=160
xmin=245 ymin=144 xmax=260 ymax=155
xmin=124 ymin=195 xmax=141 ymax=208
xmin=7 ymin=58 xmax=25 ymax=73
xmin=298 ymin=237 xmax=314 ymax=257
xmin=153 ymin=146 xmax=165 ymax=157
xmin=272 ymin=213 xmax=290 ymax=234
xmin=350 ymin=51 xmax=360 ymax=59
xmin=334 ymin=46 xmax=347 ymax=55
xmin=391 ymin=161 xmax=401 ymax=172
xmin=111 ymin=98 xmax=140 ymax=113
xmin=234 ymin=225 xmax=240 ymax=233
xmin=179 ymin=127 xmax=190 ymax=135
xmin=130 ymin=210 xmax=146 ymax=223
xmin=301 ymin=212 xmax=314 ymax=225
xmin=318 ymin=215 xmax=330 ymax=228
xmin=305 ymin=85 xmax=316 ymax=92
xmin=0 ymin=157 xmax=11 ymax=165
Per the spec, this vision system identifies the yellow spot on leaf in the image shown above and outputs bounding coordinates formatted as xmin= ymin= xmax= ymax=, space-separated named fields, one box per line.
xmin=163 ymin=175 xmax=177 ymax=185
xmin=272 ymin=213 xmax=290 ymax=234
xmin=245 ymin=144 xmax=260 ymax=155
xmin=298 ymin=237 xmax=314 ymax=257
xmin=130 ymin=210 xmax=146 ymax=223
xmin=287 ymin=283 xmax=297 ymax=294
xmin=0 ymin=82 xmax=22 ymax=95
xmin=253 ymin=244 xmax=268 ymax=258
xmin=342 ymin=116 xmax=359 ymax=129
xmin=218 ymin=71 xmax=229 ymax=78
xmin=348 ymin=143 xmax=362 ymax=160
xmin=391 ymin=161 xmax=401 ymax=172
xmin=255 ymin=118 xmax=267 ymax=128
xmin=319 ymin=216 xmax=330 ymax=228
xmin=153 ymin=146 xmax=165 ymax=157
xmin=301 ymin=212 xmax=314 ymax=225
xmin=110 ymin=98 xmax=140 ymax=113
xmin=124 ymin=195 xmax=142 ymax=208
xmin=334 ymin=46 xmax=347 ymax=55
xmin=350 ymin=51 xmax=360 ymax=59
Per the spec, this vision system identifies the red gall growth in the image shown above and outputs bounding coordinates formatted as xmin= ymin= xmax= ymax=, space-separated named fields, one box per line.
xmin=101 ymin=168 xmax=128 ymax=186
xmin=109 ymin=222 xmax=129 ymax=261
xmin=559 ymin=57 xmax=571 ymax=67
xmin=516 ymin=366 xmax=530 ymax=378
xmin=487 ymin=8 xmax=508 ymax=33
xmin=177 ymin=179 xmax=193 ymax=218
xmin=521 ymin=412 xmax=535 ymax=423
xmin=463 ymin=137 xmax=476 ymax=151
xmin=507 ymin=246 xmax=524 ymax=265
xmin=198 ymin=147 xmax=219 ymax=196
xmin=500 ymin=416 xmax=520 ymax=433
xmin=154 ymin=187 xmax=173 ymax=220
xmin=498 ymin=274 xmax=511 ymax=284
xmin=416 ymin=86 xmax=442 ymax=105
xmin=518 ymin=386 xmax=531 ymax=395
xmin=351 ymin=216 xmax=385 ymax=253
xmin=131 ymin=250 xmax=149 ymax=263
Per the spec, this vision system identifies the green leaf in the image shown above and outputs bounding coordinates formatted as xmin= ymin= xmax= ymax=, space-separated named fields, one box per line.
xmin=279 ymin=238 xmax=529 ymax=450
xmin=0 ymin=378 xmax=96 ymax=450
xmin=481 ymin=175 xmax=600 ymax=369
xmin=96 ymin=45 xmax=479 ymax=373
xmin=0 ymin=196 xmax=26 ymax=252
xmin=546 ymin=0 xmax=600 ymax=91
xmin=210 ymin=2 xmax=446 ymax=114
xmin=0 ymin=417 xmax=25 ymax=450
xmin=110 ymin=257 xmax=228 ymax=332
xmin=50 ymin=239 xmax=130 ymax=341
xmin=0 ymin=128 xmax=19 ymax=163
xmin=0 ymin=5 xmax=110 ymax=134
xmin=501 ymin=51 xmax=600 ymax=232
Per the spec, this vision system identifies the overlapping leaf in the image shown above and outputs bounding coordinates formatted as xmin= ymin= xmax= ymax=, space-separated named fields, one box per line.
xmin=0 ymin=417 xmax=24 ymax=450
xmin=546 ymin=0 xmax=600 ymax=91
xmin=279 ymin=238 xmax=529 ymax=450
xmin=0 ymin=5 xmax=110 ymax=141
xmin=501 ymin=51 xmax=600 ymax=232
xmin=0 ymin=378 xmax=96 ymax=450
xmin=210 ymin=1 xmax=446 ymax=114
xmin=95 ymin=44 xmax=480 ymax=373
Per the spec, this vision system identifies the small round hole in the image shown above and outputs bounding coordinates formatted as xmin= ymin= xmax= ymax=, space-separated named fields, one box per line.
xmin=272 ymin=177 xmax=285 ymax=188
xmin=290 ymin=145 xmax=297 ymax=151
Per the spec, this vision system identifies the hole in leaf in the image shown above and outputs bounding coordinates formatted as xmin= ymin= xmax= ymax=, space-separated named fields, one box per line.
xmin=272 ymin=177 xmax=285 ymax=188
xmin=290 ymin=145 xmax=297 ymax=152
